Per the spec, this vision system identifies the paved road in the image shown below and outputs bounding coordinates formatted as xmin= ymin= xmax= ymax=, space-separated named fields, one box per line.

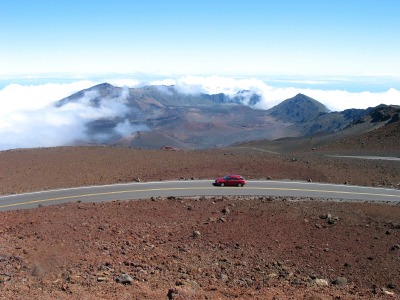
xmin=327 ymin=155 xmax=400 ymax=161
xmin=1 ymin=180 xmax=399 ymax=211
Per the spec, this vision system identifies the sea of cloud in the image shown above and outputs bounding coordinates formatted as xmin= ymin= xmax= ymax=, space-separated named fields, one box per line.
xmin=0 ymin=76 xmax=399 ymax=150
xmin=0 ymin=81 xmax=146 ymax=150
xmin=168 ymin=76 xmax=400 ymax=111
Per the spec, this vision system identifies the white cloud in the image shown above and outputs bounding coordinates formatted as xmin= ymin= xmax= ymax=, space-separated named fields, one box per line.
xmin=163 ymin=76 xmax=400 ymax=111
xmin=149 ymin=79 xmax=176 ymax=86
xmin=105 ymin=79 xmax=141 ymax=88
xmin=174 ymin=76 xmax=267 ymax=96
xmin=0 ymin=81 xmax=147 ymax=150
xmin=0 ymin=81 xmax=95 ymax=115
xmin=302 ymin=88 xmax=400 ymax=111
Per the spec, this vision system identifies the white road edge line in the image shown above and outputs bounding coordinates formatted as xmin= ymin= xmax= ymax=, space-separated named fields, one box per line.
xmin=0 ymin=180 xmax=399 ymax=199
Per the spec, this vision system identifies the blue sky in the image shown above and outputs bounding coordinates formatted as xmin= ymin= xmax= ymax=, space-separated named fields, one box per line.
xmin=1 ymin=1 xmax=400 ymax=150
xmin=2 ymin=0 xmax=400 ymax=77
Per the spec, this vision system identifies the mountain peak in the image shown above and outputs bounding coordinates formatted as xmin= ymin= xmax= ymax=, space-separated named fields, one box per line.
xmin=89 ymin=82 xmax=120 ymax=93
xmin=94 ymin=82 xmax=114 ymax=88
xmin=294 ymin=93 xmax=308 ymax=98
xmin=267 ymin=94 xmax=329 ymax=123
xmin=292 ymin=93 xmax=327 ymax=106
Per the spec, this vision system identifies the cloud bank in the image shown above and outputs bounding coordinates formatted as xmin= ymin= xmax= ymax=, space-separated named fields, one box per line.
xmin=0 ymin=76 xmax=399 ymax=150
xmin=167 ymin=76 xmax=400 ymax=111
xmin=0 ymin=81 xmax=147 ymax=150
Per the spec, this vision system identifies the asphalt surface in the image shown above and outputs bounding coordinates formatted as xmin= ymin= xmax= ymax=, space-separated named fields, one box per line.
xmin=327 ymin=155 xmax=400 ymax=161
xmin=0 ymin=180 xmax=399 ymax=211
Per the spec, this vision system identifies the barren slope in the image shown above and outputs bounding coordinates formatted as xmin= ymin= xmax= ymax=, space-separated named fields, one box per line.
xmin=1 ymin=129 xmax=400 ymax=299
xmin=1 ymin=144 xmax=400 ymax=196
xmin=1 ymin=197 xmax=399 ymax=299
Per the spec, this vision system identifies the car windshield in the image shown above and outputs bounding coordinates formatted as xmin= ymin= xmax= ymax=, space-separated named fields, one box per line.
xmin=223 ymin=176 xmax=230 ymax=180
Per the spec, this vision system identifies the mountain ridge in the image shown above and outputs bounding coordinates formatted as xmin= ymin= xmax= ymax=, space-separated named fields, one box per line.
xmin=55 ymin=83 xmax=399 ymax=149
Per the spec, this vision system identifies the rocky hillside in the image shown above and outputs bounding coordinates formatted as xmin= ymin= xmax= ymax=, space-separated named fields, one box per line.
xmin=319 ymin=113 xmax=400 ymax=154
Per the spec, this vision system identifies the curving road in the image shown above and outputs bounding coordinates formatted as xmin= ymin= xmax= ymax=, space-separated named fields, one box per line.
xmin=327 ymin=155 xmax=400 ymax=161
xmin=0 ymin=180 xmax=399 ymax=211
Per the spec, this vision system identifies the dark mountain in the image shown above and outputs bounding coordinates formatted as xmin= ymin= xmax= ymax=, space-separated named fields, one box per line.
xmin=236 ymin=105 xmax=400 ymax=154
xmin=56 ymin=83 xmax=119 ymax=107
xmin=55 ymin=83 xmax=398 ymax=150
xmin=266 ymin=93 xmax=330 ymax=123
xmin=264 ymin=94 xmax=380 ymax=136
xmin=290 ymin=108 xmax=368 ymax=136
xmin=202 ymin=90 xmax=261 ymax=106
xmin=364 ymin=104 xmax=400 ymax=124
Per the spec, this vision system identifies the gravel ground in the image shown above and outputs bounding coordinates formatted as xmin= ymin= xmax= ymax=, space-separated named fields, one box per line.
xmin=0 ymin=196 xmax=399 ymax=299
xmin=0 ymin=131 xmax=399 ymax=299
xmin=0 ymin=145 xmax=399 ymax=196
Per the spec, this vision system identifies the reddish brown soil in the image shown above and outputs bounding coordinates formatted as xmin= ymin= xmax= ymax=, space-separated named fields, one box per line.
xmin=317 ymin=120 xmax=400 ymax=156
xmin=1 ymin=197 xmax=399 ymax=299
xmin=0 ymin=139 xmax=399 ymax=298
xmin=0 ymin=145 xmax=399 ymax=196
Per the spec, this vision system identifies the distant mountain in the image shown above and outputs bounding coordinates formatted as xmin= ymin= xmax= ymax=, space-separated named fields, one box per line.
xmin=326 ymin=115 xmax=400 ymax=154
xmin=289 ymin=108 xmax=368 ymax=136
xmin=265 ymin=93 xmax=376 ymax=136
xmin=266 ymin=93 xmax=330 ymax=123
xmin=55 ymin=83 xmax=399 ymax=149
xmin=56 ymin=83 xmax=293 ymax=149
xmin=60 ymin=83 xmax=260 ymax=110
xmin=363 ymin=104 xmax=400 ymax=124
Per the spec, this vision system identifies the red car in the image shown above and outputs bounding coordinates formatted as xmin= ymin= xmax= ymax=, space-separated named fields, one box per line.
xmin=213 ymin=174 xmax=246 ymax=187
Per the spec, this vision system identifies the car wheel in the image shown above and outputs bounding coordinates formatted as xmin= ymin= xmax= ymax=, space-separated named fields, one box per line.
xmin=237 ymin=183 xmax=242 ymax=187
xmin=220 ymin=183 xmax=225 ymax=187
